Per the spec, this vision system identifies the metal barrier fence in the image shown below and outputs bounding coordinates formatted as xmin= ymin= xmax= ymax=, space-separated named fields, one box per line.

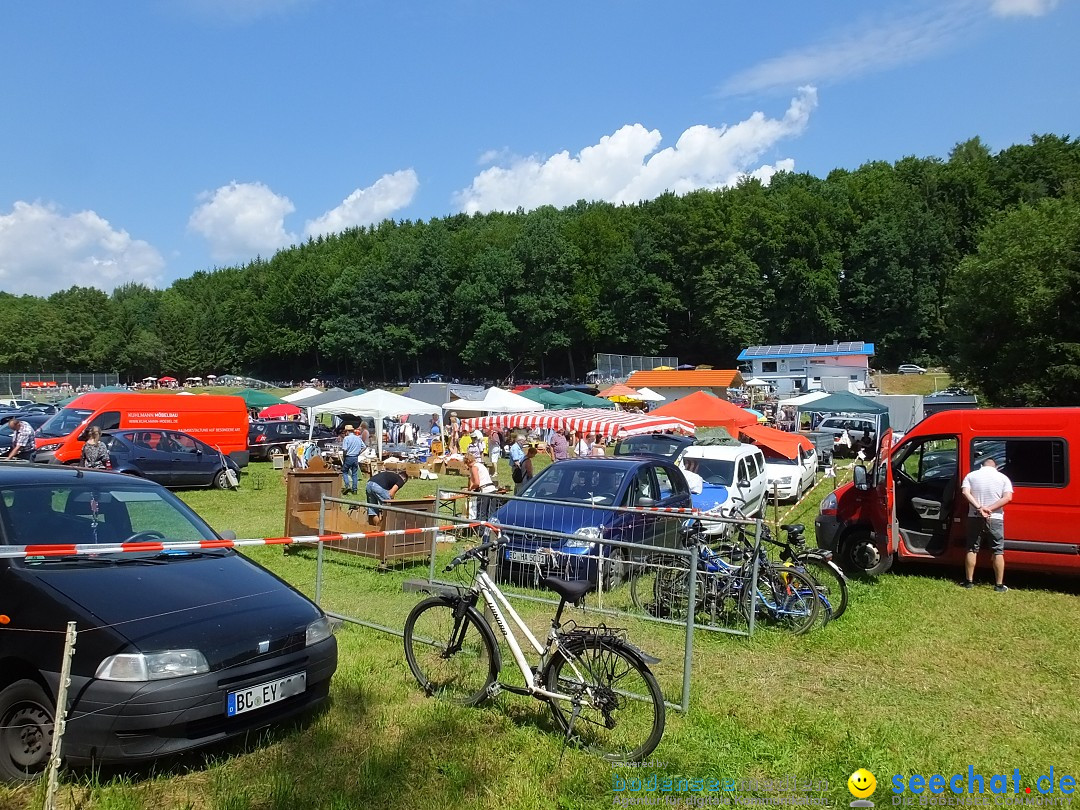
xmin=0 ymin=372 xmax=119 ymax=396
xmin=307 ymin=492 xmax=772 ymax=713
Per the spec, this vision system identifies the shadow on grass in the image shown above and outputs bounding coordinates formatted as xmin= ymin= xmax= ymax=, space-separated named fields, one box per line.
xmin=889 ymin=558 xmax=1080 ymax=595
xmin=56 ymin=671 xmax=567 ymax=809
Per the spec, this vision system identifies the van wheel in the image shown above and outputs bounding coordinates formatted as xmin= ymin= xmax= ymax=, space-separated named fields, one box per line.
xmin=0 ymin=680 xmax=54 ymax=783
xmin=213 ymin=469 xmax=231 ymax=490
xmin=841 ymin=529 xmax=893 ymax=577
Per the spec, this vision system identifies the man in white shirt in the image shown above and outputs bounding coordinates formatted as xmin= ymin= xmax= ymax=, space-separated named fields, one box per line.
xmin=960 ymin=458 xmax=1013 ymax=592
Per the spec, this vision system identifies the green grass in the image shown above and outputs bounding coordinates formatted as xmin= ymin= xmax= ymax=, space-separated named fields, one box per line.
xmin=3 ymin=462 xmax=1078 ymax=810
xmin=877 ymin=372 xmax=953 ymax=396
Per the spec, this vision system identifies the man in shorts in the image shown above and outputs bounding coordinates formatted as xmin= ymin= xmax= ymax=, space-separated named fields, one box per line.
xmin=960 ymin=457 xmax=1013 ymax=592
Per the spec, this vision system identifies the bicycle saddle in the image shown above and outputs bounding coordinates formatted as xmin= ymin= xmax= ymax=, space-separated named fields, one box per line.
xmin=780 ymin=523 xmax=805 ymax=534
xmin=540 ymin=576 xmax=594 ymax=605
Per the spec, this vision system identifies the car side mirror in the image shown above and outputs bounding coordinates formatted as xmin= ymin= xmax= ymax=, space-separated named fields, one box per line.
xmin=738 ymin=478 xmax=750 ymax=489
xmin=219 ymin=529 xmax=237 ymax=540
xmin=637 ymin=496 xmax=656 ymax=508
xmin=77 ymin=429 xmax=89 ymax=441
xmin=853 ymin=464 xmax=870 ymax=491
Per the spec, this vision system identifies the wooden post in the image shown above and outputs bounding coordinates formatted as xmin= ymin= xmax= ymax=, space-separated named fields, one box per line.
xmin=45 ymin=621 xmax=77 ymax=810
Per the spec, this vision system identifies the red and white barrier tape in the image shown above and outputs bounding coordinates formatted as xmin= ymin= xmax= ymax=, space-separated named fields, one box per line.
xmin=0 ymin=522 xmax=496 ymax=559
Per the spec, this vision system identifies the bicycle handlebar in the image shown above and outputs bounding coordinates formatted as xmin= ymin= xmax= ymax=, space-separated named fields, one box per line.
xmin=444 ymin=537 xmax=506 ymax=572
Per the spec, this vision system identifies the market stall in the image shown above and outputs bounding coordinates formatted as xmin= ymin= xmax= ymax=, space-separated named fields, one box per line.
xmin=443 ymin=386 xmax=546 ymax=414
xmin=458 ymin=407 xmax=694 ymax=439
xmin=282 ymin=386 xmax=322 ymax=403
xmin=516 ymin=387 xmax=578 ymax=409
xmin=312 ymin=388 xmax=442 ymax=459
xmin=739 ymin=424 xmax=814 ymax=459
xmin=236 ymin=388 xmax=287 ymax=409
xmin=553 ymin=389 xmax=616 ymax=409
xmin=649 ymin=390 xmax=758 ymax=433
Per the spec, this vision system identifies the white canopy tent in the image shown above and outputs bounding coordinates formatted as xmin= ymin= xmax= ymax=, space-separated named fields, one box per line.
xmin=312 ymin=388 xmax=442 ymax=459
xmin=634 ymin=387 xmax=666 ymax=402
xmin=780 ymin=391 xmax=830 ymax=407
xmin=282 ymin=387 xmax=321 ymax=403
xmin=442 ymin=386 xmax=544 ymax=414
xmin=745 ymin=377 xmax=771 ymax=387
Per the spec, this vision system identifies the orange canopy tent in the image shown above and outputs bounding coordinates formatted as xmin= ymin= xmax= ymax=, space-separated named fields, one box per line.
xmin=597 ymin=383 xmax=642 ymax=400
xmin=739 ymin=424 xmax=814 ymax=460
xmin=649 ymin=390 xmax=758 ymax=432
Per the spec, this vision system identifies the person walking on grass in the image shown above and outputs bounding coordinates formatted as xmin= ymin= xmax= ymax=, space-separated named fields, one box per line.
xmin=340 ymin=424 xmax=365 ymax=495
xmin=960 ymin=457 xmax=1013 ymax=592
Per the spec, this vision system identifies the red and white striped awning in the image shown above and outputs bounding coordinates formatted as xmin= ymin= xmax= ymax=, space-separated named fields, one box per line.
xmin=459 ymin=408 xmax=695 ymax=439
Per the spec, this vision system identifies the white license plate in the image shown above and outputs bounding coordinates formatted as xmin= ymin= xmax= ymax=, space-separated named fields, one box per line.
xmin=227 ymin=671 xmax=306 ymax=717
xmin=506 ymin=550 xmax=545 ymax=565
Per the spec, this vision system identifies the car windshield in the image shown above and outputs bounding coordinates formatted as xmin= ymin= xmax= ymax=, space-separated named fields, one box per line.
xmin=0 ymin=482 xmax=219 ymax=558
xmin=686 ymin=458 xmax=736 ymax=486
xmin=763 ymin=451 xmax=799 ymax=465
xmin=519 ymin=463 xmax=628 ymax=505
xmin=37 ymin=407 xmax=93 ymax=439
xmin=614 ymin=437 xmax=684 ymax=459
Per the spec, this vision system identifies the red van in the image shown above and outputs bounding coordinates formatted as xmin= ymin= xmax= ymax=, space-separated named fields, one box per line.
xmin=815 ymin=408 xmax=1080 ymax=577
xmin=34 ymin=393 xmax=250 ymax=467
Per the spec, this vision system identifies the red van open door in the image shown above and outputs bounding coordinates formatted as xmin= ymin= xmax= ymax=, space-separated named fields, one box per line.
xmin=878 ymin=429 xmax=897 ymax=559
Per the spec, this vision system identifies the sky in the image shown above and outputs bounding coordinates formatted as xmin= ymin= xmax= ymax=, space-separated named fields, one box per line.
xmin=0 ymin=0 xmax=1077 ymax=297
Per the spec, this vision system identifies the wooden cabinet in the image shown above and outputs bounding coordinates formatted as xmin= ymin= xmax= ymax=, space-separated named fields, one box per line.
xmin=285 ymin=469 xmax=435 ymax=565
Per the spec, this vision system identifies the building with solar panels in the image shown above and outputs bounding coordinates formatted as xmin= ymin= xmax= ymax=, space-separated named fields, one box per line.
xmin=736 ymin=342 xmax=875 ymax=396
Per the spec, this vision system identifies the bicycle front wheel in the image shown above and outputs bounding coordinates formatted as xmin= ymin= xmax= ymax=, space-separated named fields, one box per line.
xmin=800 ymin=556 xmax=849 ymax=621
xmin=403 ymin=597 xmax=499 ymax=706
xmin=543 ymin=636 xmax=666 ymax=761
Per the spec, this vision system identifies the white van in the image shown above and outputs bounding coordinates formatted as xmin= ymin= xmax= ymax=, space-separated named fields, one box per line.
xmin=677 ymin=443 xmax=768 ymax=523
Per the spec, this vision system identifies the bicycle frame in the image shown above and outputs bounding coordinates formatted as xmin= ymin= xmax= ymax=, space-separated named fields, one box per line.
xmin=468 ymin=568 xmax=587 ymax=703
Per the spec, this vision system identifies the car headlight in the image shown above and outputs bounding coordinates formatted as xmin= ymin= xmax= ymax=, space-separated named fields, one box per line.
xmin=567 ymin=527 xmax=601 ymax=548
xmin=773 ymin=476 xmax=792 ymax=485
xmin=96 ymin=650 xmax=209 ymax=681
xmin=305 ymin=616 xmax=334 ymax=646
xmin=37 ymin=442 xmax=61 ymax=452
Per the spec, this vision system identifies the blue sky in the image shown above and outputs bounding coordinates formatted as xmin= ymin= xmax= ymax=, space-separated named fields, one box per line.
xmin=1 ymin=0 xmax=1076 ymax=296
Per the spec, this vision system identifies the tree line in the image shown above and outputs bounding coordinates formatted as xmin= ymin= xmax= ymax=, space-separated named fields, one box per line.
xmin=0 ymin=134 xmax=1077 ymax=405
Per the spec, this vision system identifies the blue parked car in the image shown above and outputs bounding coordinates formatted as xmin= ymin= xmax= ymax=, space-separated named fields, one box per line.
xmin=493 ymin=457 xmax=692 ymax=588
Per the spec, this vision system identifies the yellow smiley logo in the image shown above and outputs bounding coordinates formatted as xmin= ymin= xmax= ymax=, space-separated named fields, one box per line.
xmin=848 ymin=768 xmax=877 ymax=799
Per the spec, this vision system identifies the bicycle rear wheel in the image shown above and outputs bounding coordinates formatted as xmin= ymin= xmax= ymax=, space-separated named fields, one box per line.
xmin=403 ymin=597 xmax=499 ymax=706
xmin=630 ymin=555 xmax=693 ymax=619
xmin=543 ymin=635 xmax=666 ymax=761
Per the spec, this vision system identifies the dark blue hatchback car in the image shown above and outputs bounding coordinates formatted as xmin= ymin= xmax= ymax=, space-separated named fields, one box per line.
xmin=493 ymin=457 xmax=691 ymax=587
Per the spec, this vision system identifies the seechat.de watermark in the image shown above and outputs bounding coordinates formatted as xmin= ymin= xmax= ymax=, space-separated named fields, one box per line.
xmin=846 ymin=767 xmax=1075 ymax=808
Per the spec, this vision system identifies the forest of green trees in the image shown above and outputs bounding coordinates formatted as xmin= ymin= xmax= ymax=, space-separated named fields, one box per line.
xmin=1 ymin=135 xmax=1078 ymax=405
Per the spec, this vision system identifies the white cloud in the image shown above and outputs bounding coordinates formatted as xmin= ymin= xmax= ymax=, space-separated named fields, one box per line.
xmin=721 ymin=0 xmax=1063 ymax=95
xmin=188 ymin=181 xmax=296 ymax=262
xmin=0 ymin=201 xmax=164 ymax=296
xmin=303 ymin=170 xmax=419 ymax=238
xmin=721 ymin=6 xmax=967 ymax=96
xmin=454 ymin=88 xmax=817 ymax=215
xmin=990 ymin=0 xmax=1060 ymax=16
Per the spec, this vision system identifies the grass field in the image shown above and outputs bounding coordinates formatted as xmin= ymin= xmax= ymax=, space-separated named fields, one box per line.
xmin=3 ymin=458 xmax=1078 ymax=810
xmin=877 ymin=372 xmax=953 ymax=396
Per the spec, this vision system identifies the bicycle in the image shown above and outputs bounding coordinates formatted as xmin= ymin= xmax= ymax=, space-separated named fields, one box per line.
xmin=402 ymin=537 xmax=666 ymax=761
xmin=723 ymin=500 xmax=849 ymax=622
xmin=630 ymin=520 xmax=820 ymax=634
